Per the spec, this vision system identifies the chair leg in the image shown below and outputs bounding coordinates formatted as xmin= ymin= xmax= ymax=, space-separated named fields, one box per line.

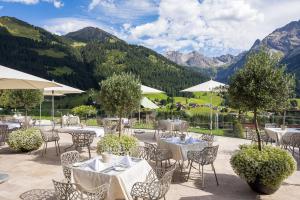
xmin=187 ymin=161 xmax=193 ymax=181
xmin=201 ymin=165 xmax=204 ymax=188
xmin=41 ymin=143 xmax=45 ymax=156
xmin=57 ymin=141 xmax=61 ymax=153
xmin=211 ymin=163 xmax=219 ymax=186
xmin=88 ymin=146 xmax=91 ymax=159
xmin=44 ymin=142 xmax=48 ymax=154
xmin=164 ymin=195 xmax=166 ymax=200
xmin=54 ymin=141 xmax=58 ymax=156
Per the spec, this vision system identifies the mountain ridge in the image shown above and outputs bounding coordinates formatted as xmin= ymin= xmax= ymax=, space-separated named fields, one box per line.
xmin=216 ymin=19 xmax=300 ymax=95
xmin=0 ymin=16 xmax=208 ymax=95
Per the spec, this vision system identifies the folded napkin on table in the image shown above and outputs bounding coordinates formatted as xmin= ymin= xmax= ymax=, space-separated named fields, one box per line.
xmin=119 ymin=155 xmax=133 ymax=167
xmin=87 ymin=158 xmax=104 ymax=171
xmin=186 ymin=137 xmax=198 ymax=144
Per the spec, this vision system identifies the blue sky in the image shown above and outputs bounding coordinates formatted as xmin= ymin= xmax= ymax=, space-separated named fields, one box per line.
xmin=0 ymin=0 xmax=300 ymax=56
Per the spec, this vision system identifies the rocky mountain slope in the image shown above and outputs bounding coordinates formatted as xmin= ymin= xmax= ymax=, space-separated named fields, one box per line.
xmin=216 ymin=19 xmax=300 ymax=94
xmin=165 ymin=50 xmax=241 ymax=68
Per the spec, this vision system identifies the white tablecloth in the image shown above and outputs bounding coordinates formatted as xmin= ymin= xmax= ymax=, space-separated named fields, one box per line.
xmin=265 ymin=128 xmax=300 ymax=145
xmin=158 ymin=137 xmax=208 ymax=161
xmin=72 ymin=156 xmax=152 ymax=200
xmin=58 ymin=126 xmax=105 ymax=137
xmin=0 ymin=122 xmax=20 ymax=130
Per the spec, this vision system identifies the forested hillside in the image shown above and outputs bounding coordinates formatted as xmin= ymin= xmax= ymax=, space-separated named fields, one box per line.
xmin=0 ymin=16 xmax=208 ymax=95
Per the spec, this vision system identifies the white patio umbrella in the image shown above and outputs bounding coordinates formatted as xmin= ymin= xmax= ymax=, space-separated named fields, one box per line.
xmin=43 ymin=81 xmax=84 ymax=121
xmin=141 ymin=85 xmax=164 ymax=94
xmin=181 ymin=79 xmax=226 ymax=130
xmin=0 ymin=65 xmax=59 ymax=89
xmin=141 ymin=97 xmax=159 ymax=109
xmin=138 ymin=84 xmax=164 ymax=123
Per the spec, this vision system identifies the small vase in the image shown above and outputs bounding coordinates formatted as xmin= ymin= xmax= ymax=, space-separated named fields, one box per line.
xmin=101 ymin=152 xmax=112 ymax=163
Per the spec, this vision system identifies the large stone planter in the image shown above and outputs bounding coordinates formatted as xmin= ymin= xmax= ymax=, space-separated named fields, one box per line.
xmin=248 ymin=177 xmax=280 ymax=195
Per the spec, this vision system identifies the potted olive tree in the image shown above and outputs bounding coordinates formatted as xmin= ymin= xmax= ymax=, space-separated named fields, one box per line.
xmin=228 ymin=49 xmax=296 ymax=194
xmin=99 ymin=73 xmax=142 ymax=137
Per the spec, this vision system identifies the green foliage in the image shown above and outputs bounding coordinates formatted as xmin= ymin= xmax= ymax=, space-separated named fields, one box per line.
xmin=94 ymin=50 xmax=127 ymax=78
xmin=290 ymin=99 xmax=298 ymax=109
xmin=228 ymin=49 xmax=295 ymax=112
xmin=48 ymin=66 xmax=74 ymax=76
xmin=96 ymin=134 xmax=137 ymax=154
xmin=0 ymin=16 xmax=41 ymax=41
xmin=230 ymin=145 xmax=296 ymax=189
xmin=100 ymin=73 xmax=141 ymax=118
xmin=0 ymin=16 xmax=208 ymax=95
xmin=228 ymin=49 xmax=295 ymax=150
xmin=34 ymin=48 xmax=66 ymax=58
xmin=0 ymin=90 xmax=43 ymax=111
xmin=71 ymin=105 xmax=97 ymax=118
xmin=233 ymin=120 xmax=244 ymax=138
xmin=7 ymin=128 xmax=43 ymax=152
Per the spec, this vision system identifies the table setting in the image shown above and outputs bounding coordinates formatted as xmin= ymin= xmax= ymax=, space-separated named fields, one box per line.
xmin=71 ymin=155 xmax=152 ymax=200
xmin=265 ymin=127 xmax=300 ymax=145
xmin=158 ymin=136 xmax=208 ymax=161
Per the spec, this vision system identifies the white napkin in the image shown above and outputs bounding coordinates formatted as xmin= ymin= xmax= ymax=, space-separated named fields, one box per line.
xmin=186 ymin=137 xmax=195 ymax=144
xmin=119 ymin=155 xmax=133 ymax=167
xmin=87 ymin=158 xmax=103 ymax=171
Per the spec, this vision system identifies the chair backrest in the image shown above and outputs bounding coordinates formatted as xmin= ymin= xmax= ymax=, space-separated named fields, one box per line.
xmin=71 ymin=130 xmax=95 ymax=147
xmin=291 ymin=133 xmax=300 ymax=147
xmin=39 ymin=129 xmax=59 ymax=142
xmin=129 ymin=146 xmax=147 ymax=159
xmin=82 ymin=183 xmax=109 ymax=200
xmin=144 ymin=142 xmax=157 ymax=160
xmin=52 ymin=179 xmax=80 ymax=200
xmin=187 ymin=145 xmax=219 ymax=166
xmin=148 ymin=165 xmax=176 ymax=200
xmin=200 ymin=145 xmax=219 ymax=165
xmin=60 ymin=151 xmax=80 ymax=166
xmin=201 ymin=134 xmax=214 ymax=145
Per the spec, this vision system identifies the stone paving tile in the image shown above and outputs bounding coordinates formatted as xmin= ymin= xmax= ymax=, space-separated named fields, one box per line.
xmin=0 ymin=130 xmax=299 ymax=200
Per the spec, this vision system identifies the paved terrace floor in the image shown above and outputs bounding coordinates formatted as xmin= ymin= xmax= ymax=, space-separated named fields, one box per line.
xmin=0 ymin=130 xmax=299 ymax=200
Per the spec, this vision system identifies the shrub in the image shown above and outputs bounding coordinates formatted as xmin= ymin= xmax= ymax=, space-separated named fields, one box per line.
xmin=97 ymin=134 xmax=138 ymax=154
xmin=231 ymin=145 xmax=296 ymax=190
xmin=8 ymin=128 xmax=43 ymax=152
xmin=71 ymin=105 xmax=97 ymax=119
xmin=233 ymin=120 xmax=244 ymax=138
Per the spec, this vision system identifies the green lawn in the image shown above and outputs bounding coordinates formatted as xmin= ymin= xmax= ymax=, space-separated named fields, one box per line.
xmin=34 ymin=48 xmax=66 ymax=58
xmin=145 ymin=92 xmax=224 ymax=116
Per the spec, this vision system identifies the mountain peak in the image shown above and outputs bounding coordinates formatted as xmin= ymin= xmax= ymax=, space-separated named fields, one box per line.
xmin=165 ymin=50 xmax=236 ymax=69
xmin=65 ymin=26 xmax=122 ymax=43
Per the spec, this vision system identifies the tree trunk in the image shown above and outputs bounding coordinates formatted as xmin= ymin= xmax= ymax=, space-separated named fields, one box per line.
xmin=254 ymin=110 xmax=262 ymax=151
xmin=25 ymin=109 xmax=28 ymax=129
xmin=118 ymin=116 xmax=122 ymax=137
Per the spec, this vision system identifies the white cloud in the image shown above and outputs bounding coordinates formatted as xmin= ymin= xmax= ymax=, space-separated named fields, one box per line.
xmin=43 ymin=17 xmax=117 ymax=35
xmin=88 ymin=0 xmax=159 ymax=22
xmin=1 ymin=0 xmax=63 ymax=8
xmin=124 ymin=0 xmax=300 ymax=56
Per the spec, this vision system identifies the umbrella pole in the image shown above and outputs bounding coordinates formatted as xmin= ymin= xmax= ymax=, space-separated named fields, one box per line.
xmin=52 ymin=90 xmax=54 ymax=123
xmin=210 ymin=91 xmax=213 ymax=133
xmin=39 ymin=102 xmax=42 ymax=126
xmin=139 ymin=106 xmax=141 ymax=124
